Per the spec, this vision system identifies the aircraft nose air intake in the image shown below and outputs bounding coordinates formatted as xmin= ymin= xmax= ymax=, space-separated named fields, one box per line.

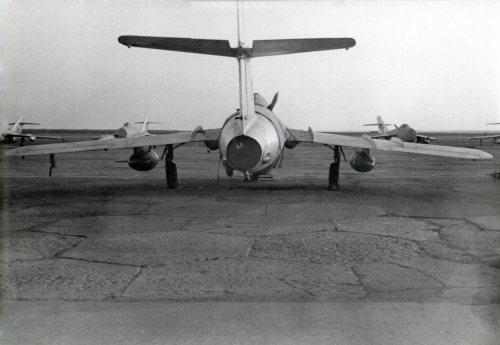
xmin=227 ymin=135 xmax=262 ymax=171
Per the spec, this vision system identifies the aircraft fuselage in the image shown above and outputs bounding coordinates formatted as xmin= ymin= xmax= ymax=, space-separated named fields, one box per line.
xmin=387 ymin=125 xmax=417 ymax=143
xmin=219 ymin=98 xmax=287 ymax=176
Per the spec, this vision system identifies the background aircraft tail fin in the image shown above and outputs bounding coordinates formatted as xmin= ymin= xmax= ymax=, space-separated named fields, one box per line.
xmin=10 ymin=116 xmax=26 ymax=133
xmin=135 ymin=115 xmax=163 ymax=132
xmin=376 ymin=116 xmax=390 ymax=134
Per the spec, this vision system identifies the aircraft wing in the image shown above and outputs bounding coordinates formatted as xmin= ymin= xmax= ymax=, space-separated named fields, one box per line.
xmin=6 ymin=133 xmax=62 ymax=140
xmin=468 ymin=134 xmax=500 ymax=140
xmin=369 ymin=133 xmax=393 ymax=139
xmin=287 ymin=128 xmax=492 ymax=159
xmin=5 ymin=128 xmax=222 ymax=157
xmin=417 ymin=134 xmax=436 ymax=141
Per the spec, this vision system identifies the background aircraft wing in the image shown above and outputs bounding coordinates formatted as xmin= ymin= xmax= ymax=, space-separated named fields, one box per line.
xmin=417 ymin=134 xmax=436 ymax=141
xmin=5 ymin=128 xmax=222 ymax=157
xmin=5 ymin=133 xmax=62 ymax=140
xmin=468 ymin=135 xmax=500 ymax=140
xmin=287 ymin=128 xmax=492 ymax=159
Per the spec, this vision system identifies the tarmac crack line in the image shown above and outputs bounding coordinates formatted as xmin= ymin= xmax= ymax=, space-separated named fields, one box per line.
xmin=267 ymin=271 xmax=319 ymax=298
xmin=334 ymin=229 xmax=424 ymax=244
xmin=119 ymin=267 xmax=143 ymax=296
xmin=391 ymin=262 xmax=446 ymax=288
xmin=351 ymin=266 xmax=370 ymax=299
xmin=55 ymin=256 xmax=145 ymax=268
xmin=177 ymin=218 xmax=194 ymax=232
xmin=245 ymin=238 xmax=256 ymax=257
xmin=53 ymin=236 xmax=87 ymax=257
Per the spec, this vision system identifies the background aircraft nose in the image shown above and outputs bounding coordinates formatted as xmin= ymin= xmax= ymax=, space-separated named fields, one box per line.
xmin=227 ymin=135 xmax=262 ymax=170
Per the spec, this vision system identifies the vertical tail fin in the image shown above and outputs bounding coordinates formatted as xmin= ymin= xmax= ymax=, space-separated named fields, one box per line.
xmin=140 ymin=115 xmax=150 ymax=132
xmin=235 ymin=0 xmax=254 ymax=136
xmin=10 ymin=116 xmax=25 ymax=133
xmin=376 ymin=116 xmax=389 ymax=134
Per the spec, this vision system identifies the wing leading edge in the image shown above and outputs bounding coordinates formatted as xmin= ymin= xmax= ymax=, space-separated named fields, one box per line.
xmin=287 ymin=128 xmax=492 ymax=160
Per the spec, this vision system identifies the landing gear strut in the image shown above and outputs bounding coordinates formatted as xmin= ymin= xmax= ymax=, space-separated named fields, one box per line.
xmin=165 ymin=144 xmax=179 ymax=189
xmin=49 ymin=154 xmax=56 ymax=177
xmin=327 ymin=145 xmax=344 ymax=191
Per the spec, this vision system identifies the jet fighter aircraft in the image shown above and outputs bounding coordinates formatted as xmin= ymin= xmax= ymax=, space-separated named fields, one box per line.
xmin=364 ymin=116 xmax=436 ymax=144
xmin=468 ymin=123 xmax=500 ymax=145
xmin=4 ymin=2 xmax=492 ymax=190
xmin=1 ymin=116 xmax=61 ymax=146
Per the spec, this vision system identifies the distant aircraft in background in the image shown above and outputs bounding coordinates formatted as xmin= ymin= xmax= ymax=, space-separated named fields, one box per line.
xmin=4 ymin=1 xmax=493 ymax=190
xmin=94 ymin=115 xmax=165 ymax=172
xmin=0 ymin=116 xmax=61 ymax=146
xmin=468 ymin=123 xmax=500 ymax=145
xmin=364 ymin=116 xmax=436 ymax=144
xmin=91 ymin=115 xmax=161 ymax=140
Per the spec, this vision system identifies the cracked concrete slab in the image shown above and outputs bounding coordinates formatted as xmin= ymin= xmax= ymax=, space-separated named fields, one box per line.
xmin=353 ymin=263 xmax=444 ymax=294
xmin=393 ymin=257 xmax=500 ymax=289
xmin=440 ymin=222 xmax=500 ymax=257
xmin=107 ymin=194 xmax=219 ymax=205
xmin=468 ymin=216 xmax=500 ymax=231
xmin=122 ymin=257 xmax=364 ymax=301
xmin=441 ymin=287 xmax=500 ymax=304
xmin=416 ymin=239 xmax=476 ymax=263
xmin=0 ymin=231 xmax=83 ymax=262
xmin=0 ymin=220 xmax=41 ymax=232
xmin=0 ymin=258 xmax=140 ymax=300
xmin=10 ymin=202 xmax=150 ymax=218
xmin=38 ymin=215 xmax=189 ymax=237
xmin=384 ymin=201 xmax=500 ymax=218
xmin=250 ymin=231 xmax=420 ymax=266
xmin=143 ymin=202 xmax=266 ymax=217
xmin=335 ymin=216 xmax=439 ymax=241
xmin=62 ymin=231 xmax=254 ymax=266
xmin=183 ymin=218 xmax=335 ymax=237
xmin=266 ymin=203 xmax=386 ymax=220
xmin=186 ymin=214 xmax=334 ymax=228
xmin=122 ymin=258 xmax=307 ymax=301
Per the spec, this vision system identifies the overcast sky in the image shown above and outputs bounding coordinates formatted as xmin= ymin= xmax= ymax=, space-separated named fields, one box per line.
xmin=1 ymin=0 xmax=499 ymax=131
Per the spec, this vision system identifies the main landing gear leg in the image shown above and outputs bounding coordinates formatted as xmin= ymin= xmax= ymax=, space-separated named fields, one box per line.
xmin=165 ymin=144 xmax=179 ymax=189
xmin=49 ymin=154 xmax=56 ymax=177
xmin=327 ymin=145 xmax=342 ymax=191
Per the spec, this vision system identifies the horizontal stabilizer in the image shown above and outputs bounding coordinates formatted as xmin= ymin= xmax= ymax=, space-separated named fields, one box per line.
xmin=9 ymin=122 xmax=40 ymax=126
xmin=251 ymin=38 xmax=356 ymax=57
xmin=118 ymin=36 xmax=356 ymax=58
xmin=118 ymin=36 xmax=237 ymax=57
